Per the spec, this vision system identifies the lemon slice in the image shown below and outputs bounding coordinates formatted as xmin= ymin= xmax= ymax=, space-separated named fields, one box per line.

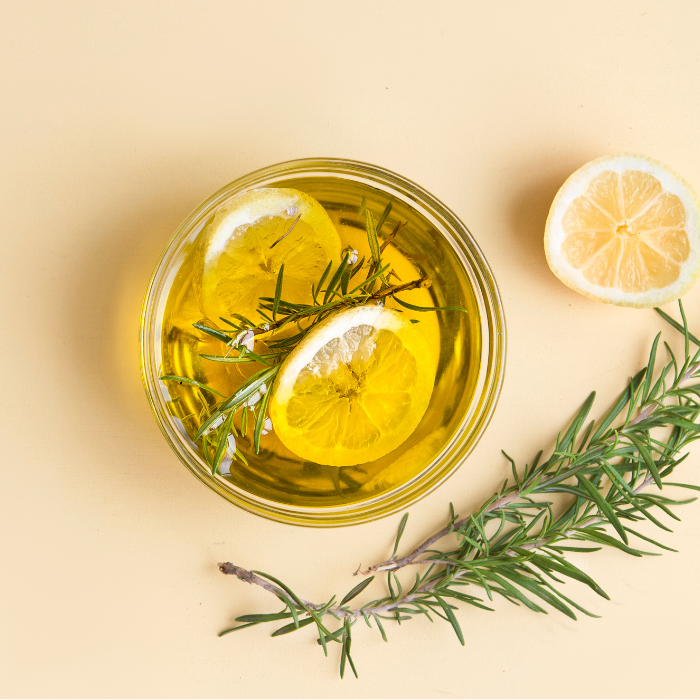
xmin=269 ymin=305 xmax=437 ymax=467
xmin=545 ymin=154 xmax=700 ymax=307
xmin=195 ymin=188 xmax=341 ymax=324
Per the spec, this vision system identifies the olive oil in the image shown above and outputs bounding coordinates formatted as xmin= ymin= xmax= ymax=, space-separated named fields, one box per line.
xmin=160 ymin=177 xmax=481 ymax=507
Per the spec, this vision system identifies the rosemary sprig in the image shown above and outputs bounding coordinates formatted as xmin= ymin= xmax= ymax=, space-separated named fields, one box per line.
xmin=161 ymin=200 xmax=465 ymax=472
xmin=217 ymin=301 xmax=700 ymax=679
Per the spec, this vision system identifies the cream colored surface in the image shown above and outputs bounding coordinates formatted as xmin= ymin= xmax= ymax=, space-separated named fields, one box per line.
xmin=1 ymin=2 xmax=699 ymax=697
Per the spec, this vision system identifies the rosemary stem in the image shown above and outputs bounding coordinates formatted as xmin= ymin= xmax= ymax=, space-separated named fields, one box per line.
xmin=361 ymin=391 xmax=687 ymax=577
xmin=217 ymin=563 xmax=317 ymax=609
xmin=218 ymin=562 xmax=461 ymax=621
xmin=245 ymin=276 xmax=431 ymax=340
xmin=215 ymin=301 xmax=700 ymax=679
xmin=362 ymin=491 xmax=522 ymax=575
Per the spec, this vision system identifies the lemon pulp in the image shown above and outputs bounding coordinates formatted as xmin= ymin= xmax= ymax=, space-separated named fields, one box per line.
xmin=563 ymin=170 xmax=689 ymax=291
xmin=545 ymin=154 xmax=700 ymax=307
xmin=269 ymin=306 xmax=437 ymax=467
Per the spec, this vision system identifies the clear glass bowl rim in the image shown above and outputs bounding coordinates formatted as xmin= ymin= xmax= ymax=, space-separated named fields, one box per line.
xmin=140 ymin=157 xmax=507 ymax=527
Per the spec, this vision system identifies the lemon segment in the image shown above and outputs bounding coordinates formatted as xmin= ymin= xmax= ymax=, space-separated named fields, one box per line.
xmin=545 ymin=154 xmax=700 ymax=307
xmin=269 ymin=306 xmax=437 ymax=467
xmin=195 ymin=188 xmax=341 ymax=324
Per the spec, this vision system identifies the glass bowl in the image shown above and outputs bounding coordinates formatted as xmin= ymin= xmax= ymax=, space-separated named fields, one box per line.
xmin=140 ymin=158 xmax=506 ymax=526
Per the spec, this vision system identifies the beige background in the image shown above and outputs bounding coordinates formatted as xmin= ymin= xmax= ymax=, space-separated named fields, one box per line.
xmin=2 ymin=1 xmax=700 ymax=697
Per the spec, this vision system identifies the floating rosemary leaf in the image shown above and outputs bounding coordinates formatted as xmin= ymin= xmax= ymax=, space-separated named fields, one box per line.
xmin=160 ymin=375 xmax=226 ymax=398
xmin=375 ymin=201 xmax=393 ymax=236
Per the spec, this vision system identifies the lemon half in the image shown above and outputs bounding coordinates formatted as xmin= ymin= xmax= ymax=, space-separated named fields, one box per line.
xmin=195 ymin=188 xmax=341 ymax=324
xmin=269 ymin=305 xmax=437 ymax=467
xmin=545 ymin=154 xmax=700 ymax=307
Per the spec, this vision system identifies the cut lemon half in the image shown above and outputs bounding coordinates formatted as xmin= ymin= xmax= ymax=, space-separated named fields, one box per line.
xmin=269 ymin=305 xmax=437 ymax=467
xmin=195 ymin=188 xmax=341 ymax=324
xmin=545 ymin=154 xmax=700 ymax=307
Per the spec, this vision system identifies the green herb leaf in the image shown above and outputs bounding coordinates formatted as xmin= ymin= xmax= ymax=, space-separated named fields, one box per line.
xmin=391 ymin=513 xmax=409 ymax=557
xmin=253 ymin=388 xmax=272 ymax=455
xmin=654 ymin=307 xmax=700 ymax=347
xmin=625 ymin=432 xmax=662 ymax=488
xmin=236 ymin=611 xmax=293 ymax=623
xmin=577 ymin=475 xmax=628 ymax=545
xmin=211 ymin=411 xmax=234 ymax=474
xmin=434 ymin=596 xmax=465 ymax=645
xmin=392 ymin=295 xmax=467 ymax=313
xmin=375 ymin=201 xmax=393 ymax=235
xmin=272 ymin=264 xmax=284 ymax=321
xmin=323 ymin=253 xmax=350 ymax=303
xmin=192 ymin=323 xmax=233 ymax=344
xmin=364 ymin=209 xmax=388 ymax=288
xmin=589 ymin=369 xmax=646 ymax=443
xmin=271 ymin=617 xmax=315 ymax=636
xmin=340 ymin=576 xmax=375 ymax=606
xmin=159 ymin=375 xmax=226 ymax=398
xmin=218 ymin=622 xmax=261 ymax=636
xmin=373 ymin=614 xmax=387 ymax=642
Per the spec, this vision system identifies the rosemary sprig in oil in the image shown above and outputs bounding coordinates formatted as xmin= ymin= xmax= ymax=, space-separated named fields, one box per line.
xmin=161 ymin=201 xmax=465 ymax=474
xmin=217 ymin=301 xmax=700 ymax=678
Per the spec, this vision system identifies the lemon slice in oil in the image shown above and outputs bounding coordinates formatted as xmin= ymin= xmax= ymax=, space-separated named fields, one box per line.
xmin=269 ymin=305 xmax=437 ymax=467
xmin=195 ymin=188 xmax=341 ymax=324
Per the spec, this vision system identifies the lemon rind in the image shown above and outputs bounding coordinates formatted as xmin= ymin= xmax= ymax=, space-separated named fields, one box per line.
xmin=202 ymin=188 xmax=326 ymax=265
